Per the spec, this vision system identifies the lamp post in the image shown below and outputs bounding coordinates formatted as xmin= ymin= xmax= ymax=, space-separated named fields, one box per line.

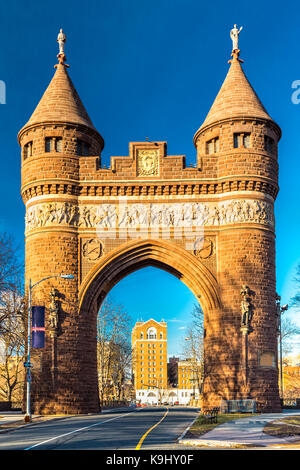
xmin=276 ymin=294 xmax=288 ymax=400
xmin=24 ymin=274 xmax=74 ymax=423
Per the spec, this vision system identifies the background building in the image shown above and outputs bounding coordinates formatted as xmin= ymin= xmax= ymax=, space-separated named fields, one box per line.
xmin=132 ymin=319 xmax=168 ymax=403
xmin=167 ymin=356 xmax=179 ymax=387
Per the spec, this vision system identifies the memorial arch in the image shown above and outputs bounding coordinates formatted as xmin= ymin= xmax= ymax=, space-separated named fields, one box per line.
xmin=19 ymin=35 xmax=281 ymax=414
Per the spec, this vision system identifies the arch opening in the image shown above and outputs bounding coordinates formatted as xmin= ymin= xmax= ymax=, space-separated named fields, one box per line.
xmin=78 ymin=238 xmax=221 ymax=408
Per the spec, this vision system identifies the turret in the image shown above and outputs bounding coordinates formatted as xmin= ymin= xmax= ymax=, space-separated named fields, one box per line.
xmin=194 ymin=42 xmax=281 ymax=192
xmin=19 ymin=33 xmax=104 ymax=203
xmin=18 ymin=31 xmax=102 ymax=414
xmin=197 ymin=27 xmax=282 ymax=412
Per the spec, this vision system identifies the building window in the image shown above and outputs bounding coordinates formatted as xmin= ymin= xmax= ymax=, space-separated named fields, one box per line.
xmin=147 ymin=327 xmax=157 ymax=339
xmin=77 ymin=139 xmax=90 ymax=156
xmin=45 ymin=137 xmax=52 ymax=152
xmin=206 ymin=137 xmax=219 ymax=154
xmin=55 ymin=137 xmax=63 ymax=152
xmin=264 ymin=135 xmax=275 ymax=154
xmin=233 ymin=133 xmax=251 ymax=149
xmin=45 ymin=137 xmax=63 ymax=152
xmin=23 ymin=141 xmax=33 ymax=159
xmin=141 ymin=333 xmax=144 ymax=339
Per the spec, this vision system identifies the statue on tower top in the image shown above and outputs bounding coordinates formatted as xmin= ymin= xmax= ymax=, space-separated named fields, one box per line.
xmin=230 ymin=24 xmax=243 ymax=52
xmin=55 ymin=29 xmax=69 ymax=67
xmin=57 ymin=28 xmax=66 ymax=55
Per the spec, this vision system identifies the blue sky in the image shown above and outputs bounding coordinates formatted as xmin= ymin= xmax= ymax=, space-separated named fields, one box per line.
xmin=1 ymin=0 xmax=300 ymax=354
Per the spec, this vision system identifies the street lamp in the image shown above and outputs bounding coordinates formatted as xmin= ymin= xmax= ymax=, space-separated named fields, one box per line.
xmin=24 ymin=274 xmax=74 ymax=423
xmin=276 ymin=293 xmax=288 ymax=400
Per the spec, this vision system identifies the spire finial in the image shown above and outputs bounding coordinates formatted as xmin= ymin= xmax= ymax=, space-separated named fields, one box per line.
xmin=55 ymin=28 xmax=69 ymax=67
xmin=228 ymin=24 xmax=244 ymax=63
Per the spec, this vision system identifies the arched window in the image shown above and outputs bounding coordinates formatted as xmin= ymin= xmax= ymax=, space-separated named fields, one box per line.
xmin=140 ymin=332 xmax=144 ymax=339
xmin=147 ymin=327 xmax=157 ymax=339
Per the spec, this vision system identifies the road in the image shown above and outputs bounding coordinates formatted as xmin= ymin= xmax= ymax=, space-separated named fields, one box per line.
xmin=0 ymin=406 xmax=200 ymax=451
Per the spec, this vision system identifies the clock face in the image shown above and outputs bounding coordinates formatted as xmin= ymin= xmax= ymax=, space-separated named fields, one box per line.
xmin=137 ymin=149 xmax=159 ymax=176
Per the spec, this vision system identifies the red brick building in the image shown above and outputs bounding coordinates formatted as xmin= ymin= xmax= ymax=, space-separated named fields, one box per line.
xmin=19 ymin=35 xmax=281 ymax=414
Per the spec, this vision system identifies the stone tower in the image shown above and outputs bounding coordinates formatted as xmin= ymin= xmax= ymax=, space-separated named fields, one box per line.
xmin=19 ymin=32 xmax=281 ymax=415
xmin=19 ymin=49 xmax=104 ymax=414
xmin=194 ymin=48 xmax=281 ymax=411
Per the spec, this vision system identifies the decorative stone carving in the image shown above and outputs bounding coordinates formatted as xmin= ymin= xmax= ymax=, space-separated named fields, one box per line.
xmin=25 ymin=198 xmax=275 ymax=232
xmin=82 ymin=238 xmax=103 ymax=261
xmin=137 ymin=149 xmax=159 ymax=176
xmin=193 ymin=237 xmax=214 ymax=259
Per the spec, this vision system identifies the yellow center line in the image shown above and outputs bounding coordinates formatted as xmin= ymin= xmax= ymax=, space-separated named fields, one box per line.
xmin=135 ymin=408 xmax=169 ymax=450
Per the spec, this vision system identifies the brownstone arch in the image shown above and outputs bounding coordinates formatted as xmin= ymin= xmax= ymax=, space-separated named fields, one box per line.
xmin=19 ymin=43 xmax=282 ymax=414
xmin=79 ymin=238 xmax=221 ymax=315
xmin=77 ymin=239 xmax=222 ymax=415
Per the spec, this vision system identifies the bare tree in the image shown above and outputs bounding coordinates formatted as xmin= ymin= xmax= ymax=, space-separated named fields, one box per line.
xmin=290 ymin=263 xmax=300 ymax=310
xmin=182 ymin=302 xmax=204 ymax=394
xmin=97 ymin=299 xmax=132 ymax=402
xmin=0 ymin=290 xmax=25 ymax=405
xmin=0 ymin=233 xmax=23 ymax=335
xmin=281 ymin=315 xmax=300 ymax=358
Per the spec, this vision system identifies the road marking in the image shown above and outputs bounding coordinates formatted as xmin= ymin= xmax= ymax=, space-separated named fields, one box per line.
xmin=135 ymin=408 xmax=169 ymax=450
xmin=24 ymin=411 xmax=136 ymax=450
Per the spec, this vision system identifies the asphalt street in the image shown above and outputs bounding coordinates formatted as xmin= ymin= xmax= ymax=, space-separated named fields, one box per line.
xmin=0 ymin=406 xmax=200 ymax=451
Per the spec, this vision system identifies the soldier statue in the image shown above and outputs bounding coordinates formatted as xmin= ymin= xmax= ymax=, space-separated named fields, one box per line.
xmin=49 ymin=288 xmax=59 ymax=332
xmin=240 ymin=285 xmax=252 ymax=330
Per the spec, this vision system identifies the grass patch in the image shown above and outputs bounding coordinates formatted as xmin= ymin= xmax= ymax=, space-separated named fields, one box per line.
xmin=263 ymin=416 xmax=300 ymax=438
xmin=186 ymin=413 xmax=258 ymax=438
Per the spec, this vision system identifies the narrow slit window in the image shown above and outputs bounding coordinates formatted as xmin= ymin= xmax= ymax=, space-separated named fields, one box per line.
xmin=264 ymin=135 xmax=275 ymax=154
xmin=206 ymin=137 xmax=219 ymax=154
xmin=55 ymin=137 xmax=63 ymax=152
xmin=45 ymin=137 xmax=53 ymax=152
xmin=234 ymin=133 xmax=251 ymax=148
xmin=23 ymin=141 xmax=33 ymax=159
xmin=77 ymin=139 xmax=90 ymax=156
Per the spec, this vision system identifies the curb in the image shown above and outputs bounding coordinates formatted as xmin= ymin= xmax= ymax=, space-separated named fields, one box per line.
xmin=177 ymin=413 xmax=200 ymax=442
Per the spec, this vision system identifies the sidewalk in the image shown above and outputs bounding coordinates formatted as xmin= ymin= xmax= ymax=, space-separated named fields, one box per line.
xmin=179 ymin=410 xmax=300 ymax=448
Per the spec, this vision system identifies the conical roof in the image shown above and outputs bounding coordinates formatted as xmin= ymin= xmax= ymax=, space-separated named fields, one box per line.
xmin=19 ymin=62 xmax=100 ymax=139
xmin=194 ymin=54 xmax=278 ymax=142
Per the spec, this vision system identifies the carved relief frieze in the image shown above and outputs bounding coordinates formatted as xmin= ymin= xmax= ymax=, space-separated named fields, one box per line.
xmin=25 ymin=198 xmax=275 ymax=233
